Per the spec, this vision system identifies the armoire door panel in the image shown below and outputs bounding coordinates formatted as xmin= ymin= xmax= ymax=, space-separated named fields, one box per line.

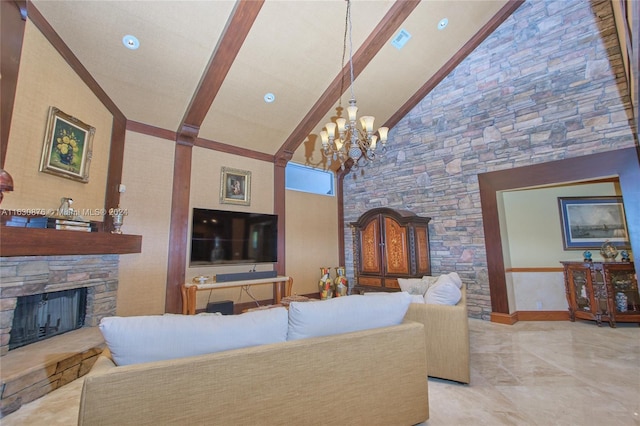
xmin=385 ymin=278 xmax=400 ymax=289
xmin=383 ymin=217 xmax=410 ymax=275
xmin=359 ymin=277 xmax=383 ymax=287
xmin=360 ymin=219 xmax=382 ymax=274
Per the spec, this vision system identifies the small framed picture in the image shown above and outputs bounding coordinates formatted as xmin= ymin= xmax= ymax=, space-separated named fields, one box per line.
xmin=39 ymin=107 xmax=95 ymax=183
xmin=558 ymin=196 xmax=630 ymax=249
xmin=220 ymin=167 xmax=251 ymax=206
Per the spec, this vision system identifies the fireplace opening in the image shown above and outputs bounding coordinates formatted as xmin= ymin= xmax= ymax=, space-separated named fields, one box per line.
xmin=9 ymin=288 xmax=87 ymax=350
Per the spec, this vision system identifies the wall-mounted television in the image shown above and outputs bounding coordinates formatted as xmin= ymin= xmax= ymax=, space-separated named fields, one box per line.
xmin=190 ymin=208 xmax=278 ymax=265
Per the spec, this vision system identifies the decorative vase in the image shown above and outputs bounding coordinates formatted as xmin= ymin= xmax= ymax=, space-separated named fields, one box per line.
xmin=334 ymin=267 xmax=348 ymax=297
xmin=616 ymin=292 xmax=628 ymax=313
xmin=59 ymin=150 xmax=73 ymax=165
xmin=110 ymin=206 xmax=126 ymax=234
xmin=620 ymin=250 xmax=630 ymax=262
xmin=318 ymin=267 xmax=333 ymax=300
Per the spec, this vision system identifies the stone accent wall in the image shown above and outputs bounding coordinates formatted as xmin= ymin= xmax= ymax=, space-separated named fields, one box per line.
xmin=0 ymin=255 xmax=119 ymax=355
xmin=343 ymin=0 xmax=636 ymax=319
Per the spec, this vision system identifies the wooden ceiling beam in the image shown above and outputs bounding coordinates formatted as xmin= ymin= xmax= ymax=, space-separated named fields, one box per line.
xmin=180 ymin=0 xmax=265 ymax=131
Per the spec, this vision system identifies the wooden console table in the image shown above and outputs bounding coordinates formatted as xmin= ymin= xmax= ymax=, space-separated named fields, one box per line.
xmin=181 ymin=276 xmax=293 ymax=315
xmin=561 ymin=261 xmax=639 ymax=327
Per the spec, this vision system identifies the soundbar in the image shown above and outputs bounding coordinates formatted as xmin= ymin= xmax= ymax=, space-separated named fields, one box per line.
xmin=215 ymin=270 xmax=277 ymax=283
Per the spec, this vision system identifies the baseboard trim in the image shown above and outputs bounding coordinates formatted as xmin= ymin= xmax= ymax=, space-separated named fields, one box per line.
xmin=516 ymin=311 xmax=569 ymax=321
xmin=490 ymin=312 xmax=518 ymax=325
xmin=491 ymin=310 xmax=570 ymax=324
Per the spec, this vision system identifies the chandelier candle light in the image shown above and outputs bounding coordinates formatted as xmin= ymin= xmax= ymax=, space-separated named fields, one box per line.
xmin=320 ymin=0 xmax=389 ymax=170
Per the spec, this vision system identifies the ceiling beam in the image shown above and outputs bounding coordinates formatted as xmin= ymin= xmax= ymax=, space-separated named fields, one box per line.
xmin=179 ymin=0 xmax=265 ymax=131
xmin=166 ymin=0 xmax=265 ymax=313
xmin=275 ymin=0 xmax=421 ymax=163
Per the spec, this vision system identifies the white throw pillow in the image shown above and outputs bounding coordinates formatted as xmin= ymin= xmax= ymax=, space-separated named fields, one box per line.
xmin=397 ymin=278 xmax=423 ymax=294
xmin=447 ymin=272 xmax=463 ymax=288
xmin=424 ymin=275 xmax=462 ymax=305
xmin=398 ymin=276 xmax=436 ymax=295
xmin=100 ymin=307 xmax=289 ymax=366
xmin=287 ymin=292 xmax=412 ymax=340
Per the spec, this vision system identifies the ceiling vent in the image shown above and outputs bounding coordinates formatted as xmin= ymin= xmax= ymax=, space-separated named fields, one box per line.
xmin=391 ymin=29 xmax=411 ymax=50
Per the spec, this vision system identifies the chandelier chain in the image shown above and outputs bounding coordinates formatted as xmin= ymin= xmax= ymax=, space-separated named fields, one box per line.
xmin=346 ymin=0 xmax=355 ymax=101
xmin=319 ymin=0 xmax=389 ymax=170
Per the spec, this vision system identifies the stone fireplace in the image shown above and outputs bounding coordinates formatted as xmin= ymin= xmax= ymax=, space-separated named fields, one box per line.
xmin=0 ymin=254 xmax=119 ymax=355
xmin=0 ymin=254 xmax=119 ymax=416
xmin=9 ymin=287 xmax=88 ymax=350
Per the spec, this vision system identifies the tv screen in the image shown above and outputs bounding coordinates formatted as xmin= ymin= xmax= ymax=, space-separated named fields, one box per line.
xmin=190 ymin=208 xmax=278 ymax=265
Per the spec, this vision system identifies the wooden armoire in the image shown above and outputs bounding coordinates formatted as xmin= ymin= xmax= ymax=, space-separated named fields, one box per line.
xmin=351 ymin=208 xmax=431 ymax=293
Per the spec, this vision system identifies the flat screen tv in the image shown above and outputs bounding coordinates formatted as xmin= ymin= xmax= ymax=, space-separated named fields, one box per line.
xmin=190 ymin=208 xmax=278 ymax=265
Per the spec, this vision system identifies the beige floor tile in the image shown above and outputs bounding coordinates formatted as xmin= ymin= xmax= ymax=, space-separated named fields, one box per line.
xmin=4 ymin=319 xmax=639 ymax=425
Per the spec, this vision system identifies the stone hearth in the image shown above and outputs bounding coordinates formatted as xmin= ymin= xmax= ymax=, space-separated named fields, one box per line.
xmin=0 ymin=255 xmax=119 ymax=416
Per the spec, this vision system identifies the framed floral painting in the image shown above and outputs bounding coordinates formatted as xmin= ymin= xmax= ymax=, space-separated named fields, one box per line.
xmin=39 ymin=107 xmax=95 ymax=183
xmin=220 ymin=167 xmax=251 ymax=206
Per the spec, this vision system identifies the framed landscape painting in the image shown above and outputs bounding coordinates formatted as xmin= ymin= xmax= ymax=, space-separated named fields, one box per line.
xmin=220 ymin=167 xmax=251 ymax=206
xmin=558 ymin=196 xmax=630 ymax=249
xmin=39 ymin=107 xmax=95 ymax=183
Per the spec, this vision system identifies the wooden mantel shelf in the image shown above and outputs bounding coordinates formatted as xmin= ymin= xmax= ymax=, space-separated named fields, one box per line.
xmin=0 ymin=226 xmax=142 ymax=257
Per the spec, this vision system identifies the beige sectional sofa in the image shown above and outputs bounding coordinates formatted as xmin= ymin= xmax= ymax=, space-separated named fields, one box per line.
xmin=78 ymin=293 xmax=429 ymax=425
xmin=404 ymin=285 xmax=470 ymax=383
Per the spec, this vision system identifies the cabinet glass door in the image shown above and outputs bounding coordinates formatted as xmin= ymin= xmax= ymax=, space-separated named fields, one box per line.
xmin=591 ymin=266 xmax=610 ymax=316
xmin=571 ymin=268 xmax=591 ymax=312
xmin=609 ymin=269 xmax=640 ymax=314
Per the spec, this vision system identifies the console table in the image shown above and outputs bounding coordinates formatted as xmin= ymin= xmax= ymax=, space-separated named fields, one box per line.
xmin=561 ymin=261 xmax=639 ymax=327
xmin=181 ymin=276 xmax=293 ymax=315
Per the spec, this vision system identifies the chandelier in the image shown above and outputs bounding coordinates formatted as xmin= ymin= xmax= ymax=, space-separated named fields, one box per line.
xmin=320 ymin=0 xmax=389 ymax=170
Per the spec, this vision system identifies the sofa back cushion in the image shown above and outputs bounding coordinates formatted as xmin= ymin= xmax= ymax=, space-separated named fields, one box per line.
xmin=100 ymin=307 xmax=289 ymax=366
xmin=287 ymin=292 xmax=412 ymax=340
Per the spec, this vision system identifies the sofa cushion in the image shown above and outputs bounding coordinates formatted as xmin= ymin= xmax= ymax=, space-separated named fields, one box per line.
xmin=410 ymin=294 xmax=426 ymax=304
xmin=424 ymin=274 xmax=462 ymax=305
xmin=287 ymin=292 xmax=412 ymax=340
xmin=100 ymin=307 xmax=289 ymax=366
xmin=398 ymin=276 xmax=437 ymax=295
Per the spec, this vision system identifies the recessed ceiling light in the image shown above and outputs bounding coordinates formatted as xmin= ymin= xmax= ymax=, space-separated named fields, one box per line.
xmin=264 ymin=93 xmax=275 ymax=103
xmin=122 ymin=35 xmax=140 ymax=50
xmin=438 ymin=18 xmax=449 ymax=31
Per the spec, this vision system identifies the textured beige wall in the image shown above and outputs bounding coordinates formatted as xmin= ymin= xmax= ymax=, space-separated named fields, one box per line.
xmin=502 ymin=182 xmax=621 ymax=267
xmin=115 ymin=131 xmax=175 ymax=315
xmin=5 ymin=20 xmax=341 ymax=316
xmin=188 ymin=147 xmax=276 ymax=309
xmin=285 ymin=188 xmax=339 ymax=297
xmin=3 ymin=21 xmax=112 ymax=217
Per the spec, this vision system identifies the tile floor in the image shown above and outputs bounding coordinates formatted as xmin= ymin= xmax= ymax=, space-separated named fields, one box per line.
xmin=3 ymin=318 xmax=639 ymax=425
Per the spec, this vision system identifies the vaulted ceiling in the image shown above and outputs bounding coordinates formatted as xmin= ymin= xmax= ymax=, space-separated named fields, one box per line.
xmin=26 ymin=0 xmax=527 ymax=167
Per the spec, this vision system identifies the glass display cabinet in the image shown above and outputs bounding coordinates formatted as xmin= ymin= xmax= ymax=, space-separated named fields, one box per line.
xmin=561 ymin=261 xmax=639 ymax=327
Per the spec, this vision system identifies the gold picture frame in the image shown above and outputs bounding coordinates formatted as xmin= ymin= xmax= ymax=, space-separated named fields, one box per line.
xmin=220 ymin=167 xmax=251 ymax=206
xmin=39 ymin=107 xmax=95 ymax=183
